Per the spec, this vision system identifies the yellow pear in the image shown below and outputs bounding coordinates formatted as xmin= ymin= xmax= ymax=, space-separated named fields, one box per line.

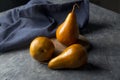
xmin=56 ymin=4 xmax=80 ymax=46
xmin=30 ymin=37 xmax=55 ymax=62
xmin=48 ymin=44 xmax=87 ymax=69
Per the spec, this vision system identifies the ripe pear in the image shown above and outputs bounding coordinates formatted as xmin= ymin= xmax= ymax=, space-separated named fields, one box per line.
xmin=48 ymin=44 xmax=87 ymax=69
xmin=30 ymin=37 xmax=55 ymax=62
xmin=56 ymin=4 xmax=80 ymax=46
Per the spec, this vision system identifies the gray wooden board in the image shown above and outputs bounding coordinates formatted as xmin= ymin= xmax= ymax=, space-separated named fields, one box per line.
xmin=0 ymin=0 xmax=120 ymax=80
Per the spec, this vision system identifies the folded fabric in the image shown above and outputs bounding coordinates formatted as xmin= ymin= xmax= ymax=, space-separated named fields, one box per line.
xmin=0 ymin=0 xmax=89 ymax=52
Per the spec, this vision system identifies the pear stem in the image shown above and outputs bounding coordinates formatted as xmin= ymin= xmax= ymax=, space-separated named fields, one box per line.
xmin=72 ymin=3 xmax=80 ymax=13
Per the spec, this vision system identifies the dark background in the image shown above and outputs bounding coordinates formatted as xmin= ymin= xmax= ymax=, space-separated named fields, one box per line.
xmin=0 ymin=0 xmax=30 ymax=12
xmin=0 ymin=0 xmax=120 ymax=13
xmin=90 ymin=0 xmax=120 ymax=13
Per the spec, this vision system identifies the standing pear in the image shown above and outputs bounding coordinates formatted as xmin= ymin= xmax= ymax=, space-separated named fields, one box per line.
xmin=56 ymin=4 xmax=80 ymax=46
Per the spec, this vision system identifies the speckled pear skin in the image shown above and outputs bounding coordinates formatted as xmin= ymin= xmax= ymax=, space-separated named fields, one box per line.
xmin=56 ymin=4 xmax=79 ymax=46
xmin=48 ymin=44 xmax=87 ymax=69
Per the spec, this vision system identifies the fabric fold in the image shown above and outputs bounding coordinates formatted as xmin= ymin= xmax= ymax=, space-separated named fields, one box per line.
xmin=0 ymin=0 xmax=89 ymax=52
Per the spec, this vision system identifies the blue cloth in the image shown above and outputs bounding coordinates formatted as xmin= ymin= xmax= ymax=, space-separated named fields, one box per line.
xmin=0 ymin=0 xmax=89 ymax=52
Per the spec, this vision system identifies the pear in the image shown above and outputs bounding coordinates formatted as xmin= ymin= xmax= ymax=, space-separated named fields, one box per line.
xmin=56 ymin=4 xmax=80 ymax=46
xmin=30 ymin=37 xmax=55 ymax=62
xmin=48 ymin=44 xmax=87 ymax=69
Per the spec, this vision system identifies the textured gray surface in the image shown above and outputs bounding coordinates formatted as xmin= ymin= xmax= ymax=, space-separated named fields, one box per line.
xmin=0 ymin=1 xmax=120 ymax=80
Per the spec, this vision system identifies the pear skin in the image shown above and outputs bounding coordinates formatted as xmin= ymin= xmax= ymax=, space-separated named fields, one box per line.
xmin=48 ymin=44 xmax=87 ymax=69
xmin=56 ymin=4 xmax=80 ymax=46
xmin=30 ymin=37 xmax=55 ymax=62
